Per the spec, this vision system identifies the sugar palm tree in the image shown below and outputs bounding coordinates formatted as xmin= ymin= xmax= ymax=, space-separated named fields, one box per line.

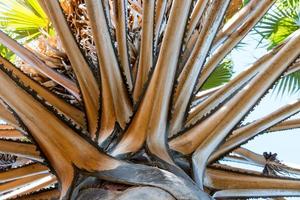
xmin=0 ymin=0 xmax=300 ymax=199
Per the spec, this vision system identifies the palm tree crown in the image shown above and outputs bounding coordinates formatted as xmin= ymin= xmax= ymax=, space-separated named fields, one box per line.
xmin=0 ymin=0 xmax=299 ymax=199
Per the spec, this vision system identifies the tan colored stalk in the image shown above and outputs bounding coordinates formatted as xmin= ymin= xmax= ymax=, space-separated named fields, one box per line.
xmin=0 ymin=99 xmax=18 ymax=126
xmin=269 ymin=119 xmax=300 ymax=132
xmin=112 ymin=0 xmax=193 ymax=164
xmin=193 ymin=85 xmax=222 ymax=103
xmin=179 ymin=30 xmax=200 ymax=72
xmin=154 ymin=0 xmax=167 ymax=48
xmin=209 ymin=99 xmax=300 ymax=163
xmin=2 ymin=175 xmax=57 ymax=200
xmin=212 ymin=0 xmax=261 ymax=49
xmin=0 ymin=31 xmax=79 ymax=99
xmin=205 ymin=167 xmax=300 ymax=190
xmin=0 ymin=67 xmax=120 ymax=197
xmin=0 ymin=67 xmax=204 ymax=199
xmin=0 ymin=129 xmax=23 ymax=138
xmin=233 ymin=148 xmax=266 ymax=165
xmin=172 ymin=35 xmax=277 ymax=153
xmin=190 ymin=44 xmax=296 ymax=110
xmin=0 ymin=163 xmax=49 ymax=183
xmin=85 ymin=0 xmax=133 ymax=144
xmin=102 ymin=0 xmax=113 ymax=30
xmin=222 ymin=154 xmax=261 ymax=166
xmin=113 ymin=0 xmax=133 ymax=91
xmin=0 ymin=174 xmax=51 ymax=195
xmin=40 ymin=0 xmax=100 ymax=138
xmin=185 ymin=0 xmax=209 ymax=43
xmin=170 ymin=30 xmax=300 ymax=187
xmin=285 ymin=60 xmax=300 ymax=75
xmin=0 ymin=124 xmax=14 ymax=130
xmin=195 ymin=0 xmax=275 ymax=92
xmin=187 ymin=40 xmax=291 ymax=126
xmin=0 ymin=57 xmax=84 ymax=126
xmin=133 ymin=0 xmax=155 ymax=102
xmin=213 ymin=189 xmax=300 ymax=198
xmin=128 ymin=0 xmax=142 ymax=14
xmin=0 ymin=140 xmax=42 ymax=162
xmin=170 ymin=0 xmax=230 ymax=136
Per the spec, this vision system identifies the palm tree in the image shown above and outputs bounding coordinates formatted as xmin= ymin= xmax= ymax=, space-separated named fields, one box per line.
xmin=0 ymin=0 xmax=300 ymax=199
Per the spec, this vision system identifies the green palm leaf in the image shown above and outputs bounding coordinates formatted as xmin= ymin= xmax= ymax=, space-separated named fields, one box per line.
xmin=0 ymin=44 xmax=15 ymax=61
xmin=0 ymin=0 xmax=49 ymax=42
xmin=254 ymin=0 xmax=300 ymax=96
xmin=255 ymin=1 xmax=300 ymax=49
xmin=273 ymin=69 xmax=300 ymax=97
xmin=279 ymin=0 xmax=300 ymax=8
xmin=201 ymin=59 xmax=234 ymax=90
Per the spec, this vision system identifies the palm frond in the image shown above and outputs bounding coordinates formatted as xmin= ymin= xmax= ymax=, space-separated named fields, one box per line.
xmin=273 ymin=69 xmax=300 ymax=97
xmin=0 ymin=0 xmax=50 ymax=42
xmin=201 ymin=59 xmax=234 ymax=90
xmin=255 ymin=2 xmax=300 ymax=49
xmin=0 ymin=44 xmax=14 ymax=61
xmin=255 ymin=1 xmax=300 ymax=96
xmin=278 ymin=0 xmax=300 ymax=9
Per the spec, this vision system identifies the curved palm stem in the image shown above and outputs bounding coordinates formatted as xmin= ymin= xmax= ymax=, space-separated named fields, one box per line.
xmin=0 ymin=30 xmax=79 ymax=98
xmin=39 ymin=0 xmax=100 ymax=137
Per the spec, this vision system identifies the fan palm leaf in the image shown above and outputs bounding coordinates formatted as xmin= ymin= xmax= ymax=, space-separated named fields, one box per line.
xmin=255 ymin=0 xmax=300 ymax=96
xmin=0 ymin=0 xmax=50 ymax=42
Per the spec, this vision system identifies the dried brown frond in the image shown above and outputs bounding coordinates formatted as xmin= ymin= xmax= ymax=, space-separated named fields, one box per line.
xmin=15 ymin=35 xmax=80 ymax=106
xmin=60 ymin=0 xmax=97 ymax=66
